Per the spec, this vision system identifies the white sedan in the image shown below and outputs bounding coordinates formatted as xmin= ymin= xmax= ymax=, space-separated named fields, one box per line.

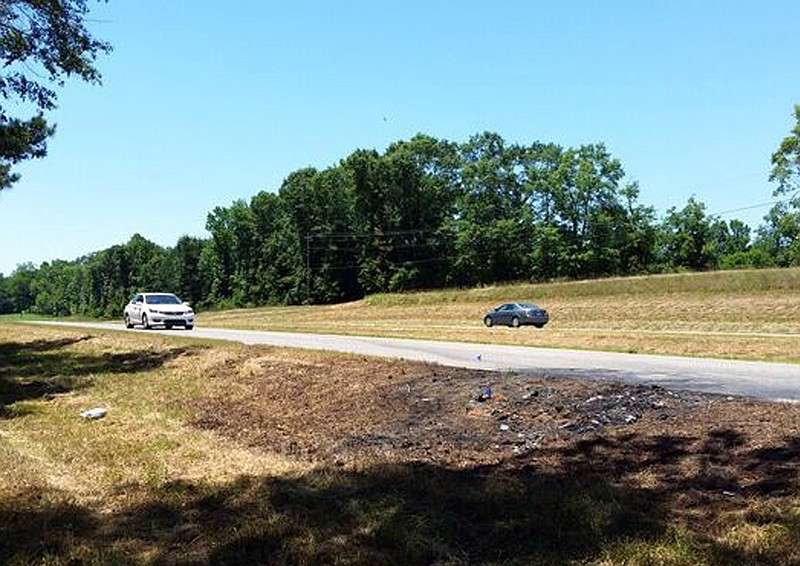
xmin=124 ymin=293 xmax=195 ymax=330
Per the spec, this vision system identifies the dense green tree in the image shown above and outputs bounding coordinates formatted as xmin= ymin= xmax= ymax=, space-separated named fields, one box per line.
xmin=555 ymin=144 xmax=630 ymax=277
xmin=618 ymin=183 xmax=658 ymax=274
xmin=4 ymin=263 xmax=36 ymax=312
xmin=169 ymin=236 xmax=207 ymax=306
xmin=770 ymin=104 xmax=800 ymax=197
xmin=345 ymin=149 xmax=398 ymax=294
xmin=280 ymin=166 xmax=357 ymax=303
xmin=659 ymin=198 xmax=717 ymax=270
xmin=250 ymin=192 xmax=303 ymax=304
xmin=453 ymin=132 xmax=530 ymax=284
xmin=1 ymin=0 xmax=110 ymax=190
xmin=522 ymin=142 xmax=566 ymax=280
xmin=707 ymin=218 xmax=749 ymax=258
xmin=761 ymin=104 xmax=800 ymax=267
xmin=125 ymin=233 xmax=168 ymax=292
xmin=85 ymin=246 xmax=129 ymax=317
xmin=0 ymin=273 xmax=15 ymax=314
xmin=753 ymin=202 xmax=800 ymax=267
xmin=203 ymin=204 xmax=243 ymax=305
xmin=31 ymin=260 xmax=80 ymax=316
xmin=382 ymin=135 xmax=461 ymax=290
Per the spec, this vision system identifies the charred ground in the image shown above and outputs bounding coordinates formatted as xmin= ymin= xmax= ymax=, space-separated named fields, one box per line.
xmin=189 ymin=350 xmax=799 ymax=489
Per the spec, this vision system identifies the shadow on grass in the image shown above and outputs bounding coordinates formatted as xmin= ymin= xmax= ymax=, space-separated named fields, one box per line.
xmin=561 ymin=427 xmax=800 ymax=498
xmin=0 ymin=336 xmax=194 ymax=418
xmin=3 ymin=431 xmax=800 ymax=565
xmin=0 ymin=462 xmax=661 ymax=566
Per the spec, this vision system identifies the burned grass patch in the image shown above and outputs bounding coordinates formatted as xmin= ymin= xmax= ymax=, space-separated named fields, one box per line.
xmin=183 ymin=349 xmax=800 ymax=563
xmin=188 ymin=351 xmax=746 ymax=468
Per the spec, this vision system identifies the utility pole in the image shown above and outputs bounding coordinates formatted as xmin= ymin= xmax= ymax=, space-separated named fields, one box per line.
xmin=305 ymin=235 xmax=311 ymax=304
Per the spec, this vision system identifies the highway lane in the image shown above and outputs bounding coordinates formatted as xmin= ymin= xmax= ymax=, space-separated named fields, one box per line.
xmin=27 ymin=321 xmax=800 ymax=402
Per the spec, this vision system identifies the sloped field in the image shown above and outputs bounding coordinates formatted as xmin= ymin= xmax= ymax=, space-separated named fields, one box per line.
xmin=201 ymin=268 xmax=800 ymax=362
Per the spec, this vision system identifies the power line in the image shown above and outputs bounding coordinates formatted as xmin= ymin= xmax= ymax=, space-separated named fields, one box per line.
xmin=305 ymin=228 xmax=438 ymax=299
xmin=317 ymin=255 xmax=454 ymax=272
xmin=306 ymin=228 xmax=430 ymax=240
xmin=308 ymin=241 xmax=440 ymax=253
xmin=710 ymin=190 xmax=799 ymax=218
xmin=711 ymin=200 xmax=778 ymax=217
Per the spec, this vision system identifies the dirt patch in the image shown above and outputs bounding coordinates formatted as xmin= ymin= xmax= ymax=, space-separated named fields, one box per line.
xmin=188 ymin=350 xmax=800 ymax=487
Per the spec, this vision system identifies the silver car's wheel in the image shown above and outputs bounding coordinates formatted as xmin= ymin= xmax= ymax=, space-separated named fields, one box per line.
xmin=141 ymin=313 xmax=150 ymax=330
xmin=124 ymin=314 xmax=134 ymax=329
xmin=510 ymin=316 xmax=520 ymax=328
xmin=484 ymin=316 xmax=493 ymax=328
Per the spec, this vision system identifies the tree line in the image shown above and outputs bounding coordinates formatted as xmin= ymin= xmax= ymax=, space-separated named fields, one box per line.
xmin=2 ymin=130 xmax=799 ymax=317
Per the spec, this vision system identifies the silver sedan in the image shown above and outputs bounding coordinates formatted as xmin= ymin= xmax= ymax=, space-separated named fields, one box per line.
xmin=483 ymin=302 xmax=549 ymax=328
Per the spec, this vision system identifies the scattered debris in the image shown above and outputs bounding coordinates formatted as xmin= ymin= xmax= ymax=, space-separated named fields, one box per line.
xmin=191 ymin=356 xmax=721 ymax=467
xmin=80 ymin=407 xmax=107 ymax=420
xmin=477 ymin=386 xmax=493 ymax=402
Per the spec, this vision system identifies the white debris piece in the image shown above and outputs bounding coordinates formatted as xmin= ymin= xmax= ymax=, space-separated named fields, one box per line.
xmin=80 ymin=407 xmax=108 ymax=420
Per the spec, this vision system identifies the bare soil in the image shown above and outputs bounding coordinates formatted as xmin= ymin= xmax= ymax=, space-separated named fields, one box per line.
xmin=189 ymin=350 xmax=800 ymax=494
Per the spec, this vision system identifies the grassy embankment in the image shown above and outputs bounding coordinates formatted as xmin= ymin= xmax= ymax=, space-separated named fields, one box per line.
xmin=2 ymin=322 xmax=800 ymax=565
xmin=202 ymin=268 xmax=800 ymax=362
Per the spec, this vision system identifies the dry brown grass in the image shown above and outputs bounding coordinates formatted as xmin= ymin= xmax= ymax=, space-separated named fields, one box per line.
xmin=200 ymin=269 xmax=800 ymax=362
xmin=0 ymin=325 xmax=307 ymax=507
xmin=3 ymin=321 xmax=800 ymax=565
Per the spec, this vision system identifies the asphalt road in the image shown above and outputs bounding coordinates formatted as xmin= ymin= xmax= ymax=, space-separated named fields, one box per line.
xmin=29 ymin=321 xmax=800 ymax=402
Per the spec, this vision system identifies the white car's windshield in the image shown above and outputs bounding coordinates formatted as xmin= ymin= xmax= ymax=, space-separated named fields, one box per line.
xmin=145 ymin=294 xmax=181 ymax=305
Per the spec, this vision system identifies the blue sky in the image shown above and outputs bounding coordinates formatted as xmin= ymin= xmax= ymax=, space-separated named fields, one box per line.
xmin=1 ymin=0 xmax=799 ymax=275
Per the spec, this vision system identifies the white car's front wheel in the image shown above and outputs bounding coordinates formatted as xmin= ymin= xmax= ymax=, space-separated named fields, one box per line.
xmin=141 ymin=313 xmax=150 ymax=329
